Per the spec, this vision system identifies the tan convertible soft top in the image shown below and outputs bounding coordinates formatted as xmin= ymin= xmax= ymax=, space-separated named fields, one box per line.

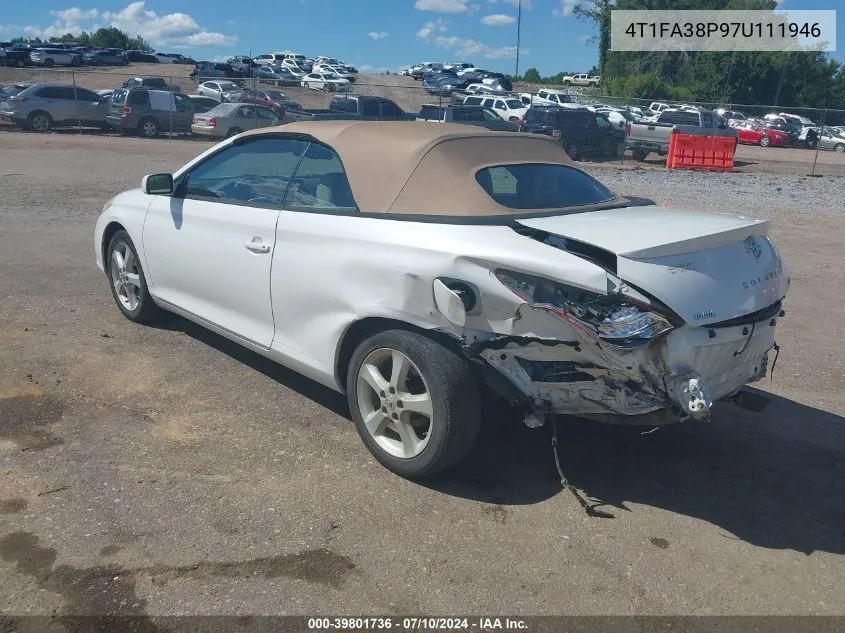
xmin=241 ymin=121 xmax=618 ymax=216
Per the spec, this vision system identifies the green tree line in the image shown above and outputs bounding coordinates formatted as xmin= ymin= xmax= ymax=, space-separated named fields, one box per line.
xmin=11 ymin=27 xmax=153 ymax=52
xmin=514 ymin=0 xmax=845 ymax=109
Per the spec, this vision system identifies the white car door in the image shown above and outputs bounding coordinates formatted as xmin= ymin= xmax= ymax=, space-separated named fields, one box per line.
xmin=142 ymin=136 xmax=311 ymax=347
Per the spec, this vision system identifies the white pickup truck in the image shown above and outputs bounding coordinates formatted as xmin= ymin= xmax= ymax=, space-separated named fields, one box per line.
xmin=562 ymin=73 xmax=601 ymax=87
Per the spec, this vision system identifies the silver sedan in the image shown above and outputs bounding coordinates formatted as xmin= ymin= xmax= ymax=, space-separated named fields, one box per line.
xmin=191 ymin=103 xmax=281 ymax=139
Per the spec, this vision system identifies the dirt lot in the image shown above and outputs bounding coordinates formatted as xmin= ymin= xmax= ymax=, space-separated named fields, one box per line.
xmin=3 ymin=63 xmax=844 ymax=178
xmin=0 ymin=132 xmax=843 ymax=622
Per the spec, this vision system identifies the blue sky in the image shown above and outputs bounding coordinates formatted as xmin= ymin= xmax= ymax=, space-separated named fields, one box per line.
xmin=1 ymin=1 xmax=842 ymax=76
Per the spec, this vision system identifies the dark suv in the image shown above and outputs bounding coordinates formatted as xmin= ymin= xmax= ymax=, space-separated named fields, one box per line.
xmin=521 ymin=106 xmax=626 ymax=161
xmin=106 ymin=88 xmax=198 ymax=137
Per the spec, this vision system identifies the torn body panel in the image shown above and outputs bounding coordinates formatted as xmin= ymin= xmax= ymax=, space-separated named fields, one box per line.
xmin=463 ymin=299 xmax=776 ymax=424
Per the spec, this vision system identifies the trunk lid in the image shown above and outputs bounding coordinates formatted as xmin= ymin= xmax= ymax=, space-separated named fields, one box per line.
xmin=515 ymin=205 xmax=788 ymax=326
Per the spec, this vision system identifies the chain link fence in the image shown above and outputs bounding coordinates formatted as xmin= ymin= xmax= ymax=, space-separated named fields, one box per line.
xmin=2 ymin=66 xmax=843 ymax=177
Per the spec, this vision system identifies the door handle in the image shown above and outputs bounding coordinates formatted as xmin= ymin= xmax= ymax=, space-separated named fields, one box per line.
xmin=244 ymin=239 xmax=271 ymax=254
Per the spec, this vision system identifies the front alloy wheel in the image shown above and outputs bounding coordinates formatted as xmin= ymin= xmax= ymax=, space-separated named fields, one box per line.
xmin=107 ymin=231 xmax=160 ymax=323
xmin=347 ymin=330 xmax=481 ymax=478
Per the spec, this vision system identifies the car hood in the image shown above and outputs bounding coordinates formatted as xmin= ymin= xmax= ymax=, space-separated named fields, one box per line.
xmin=515 ymin=204 xmax=788 ymax=326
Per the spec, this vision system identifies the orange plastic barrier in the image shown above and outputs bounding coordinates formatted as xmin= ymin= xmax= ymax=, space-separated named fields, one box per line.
xmin=666 ymin=130 xmax=736 ymax=172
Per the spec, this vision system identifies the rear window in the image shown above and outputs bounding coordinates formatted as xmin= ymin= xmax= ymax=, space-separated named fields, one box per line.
xmin=475 ymin=164 xmax=614 ymax=210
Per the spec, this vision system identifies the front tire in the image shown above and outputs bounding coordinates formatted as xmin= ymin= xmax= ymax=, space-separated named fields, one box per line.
xmin=835 ymin=144 xmax=845 ymax=153
xmin=27 ymin=111 xmax=53 ymax=132
xmin=759 ymin=135 xmax=771 ymax=147
xmin=106 ymin=231 xmax=161 ymax=324
xmin=565 ymin=142 xmax=582 ymax=161
xmin=347 ymin=329 xmax=481 ymax=478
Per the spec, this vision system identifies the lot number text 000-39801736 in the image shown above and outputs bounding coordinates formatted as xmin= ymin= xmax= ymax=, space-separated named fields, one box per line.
xmin=610 ymin=9 xmax=837 ymax=52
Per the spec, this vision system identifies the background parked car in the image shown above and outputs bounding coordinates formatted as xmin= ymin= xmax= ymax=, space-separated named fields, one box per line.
xmin=301 ymin=73 xmax=350 ymax=92
xmin=460 ymin=95 xmax=527 ymax=122
xmin=237 ymin=89 xmax=301 ymax=116
xmin=0 ymin=83 xmax=108 ymax=132
xmin=107 ymin=88 xmax=199 ymax=137
xmin=521 ymin=106 xmax=626 ymax=161
xmin=734 ymin=120 xmax=790 ymax=147
xmin=818 ymin=127 xmax=845 ymax=152
xmin=196 ymin=80 xmax=245 ymax=103
xmin=328 ymin=94 xmax=412 ymax=120
xmin=121 ymin=76 xmax=172 ymax=91
xmin=254 ymin=65 xmax=300 ymax=87
xmin=83 ymin=50 xmax=129 ymax=66
xmin=191 ymin=103 xmax=281 ymax=138
xmin=416 ymin=104 xmax=520 ymax=131
xmin=30 ymin=48 xmax=80 ymax=67
xmin=186 ymin=95 xmax=221 ymax=113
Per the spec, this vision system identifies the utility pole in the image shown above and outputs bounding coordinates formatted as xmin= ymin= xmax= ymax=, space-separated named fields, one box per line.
xmin=515 ymin=0 xmax=522 ymax=78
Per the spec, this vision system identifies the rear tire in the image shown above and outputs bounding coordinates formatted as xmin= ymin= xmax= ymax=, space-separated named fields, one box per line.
xmin=45 ymin=59 xmax=54 ymax=67
xmin=835 ymin=144 xmax=845 ymax=153
xmin=565 ymin=142 xmax=582 ymax=161
xmin=632 ymin=148 xmax=650 ymax=161
xmin=226 ymin=127 xmax=243 ymax=138
xmin=346 ymin=329 xmax=481 ymax=479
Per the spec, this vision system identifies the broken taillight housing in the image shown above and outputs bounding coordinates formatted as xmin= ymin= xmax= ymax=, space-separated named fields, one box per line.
xmin=495 ymin=269 xmax=673 ymax=349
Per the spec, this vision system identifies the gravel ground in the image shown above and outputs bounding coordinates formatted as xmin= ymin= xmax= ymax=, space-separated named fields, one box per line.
xmin=0 ymin=132 xmax=843 ymax=623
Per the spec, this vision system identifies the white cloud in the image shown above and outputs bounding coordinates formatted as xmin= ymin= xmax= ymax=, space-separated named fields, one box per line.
xmin=17 ymin=3 xmax=237 ymax=48
xmin=52 ymin=8 xmax=98 ymax=22
xmin=552 ymin=0 xmax=579 ymax=18
xmin=415 ymin=0 xmax=469 ymax=14
xmin=481 ymin=14 xmax=515 ymax=26
xmin=416 ymin=18 xmax=448 ymax=40
xmin=433 ymin=34 xmax=520 ymax=59
xmin=368 ymin=31 xmax=389 ymax=40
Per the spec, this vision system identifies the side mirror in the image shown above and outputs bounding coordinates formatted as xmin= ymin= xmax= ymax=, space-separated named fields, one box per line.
xmin=142 ymin=173 xmax=174 ymax=195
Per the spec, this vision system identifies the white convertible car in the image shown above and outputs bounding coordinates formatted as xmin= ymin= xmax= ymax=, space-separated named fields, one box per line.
xmin=95 ymin=122 xmax=789 ymax=477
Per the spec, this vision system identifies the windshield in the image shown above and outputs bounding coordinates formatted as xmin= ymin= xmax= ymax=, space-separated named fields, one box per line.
xmin=476 ymin=164 xmax=615 ymax=209
xmin=219 ymin=82 xmax=239 ymax=91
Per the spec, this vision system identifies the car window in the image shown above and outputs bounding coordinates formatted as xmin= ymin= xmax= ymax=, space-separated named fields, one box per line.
xmin=174 ymin=93 xmax=193 ymax=112
xmin=76 ymin=88 xmax=101 ymax=102
xmin=183 ymin=137 xmax=310 ymax=205
xmin=700 ymin=112 xmax=714 ymax=127
xmin=128 ymin=90 xmax=149 ymax=106
xmin=505 ymin=99 xmax=523 ymax=109
xmin=255 ymin=106 xmax=277 ymax=120
xmin=35 ymin=86 xmax=59 ymax=99
xmin=494 ymin=100 xmax=506 ymax=110
xmin=381 ymin=101 xmax=403 ymax=117
xmin=476 ymin=164 xmax=614 ymax=209
xmin=237 ymin=105 xmax=256 ymax=118
xmin=285 ymin=143 xmax=357 ymax=210
xmin=595 ymin=115 xmax=611 ymax=128
xmin=361 ymin=100 xmax=379 ymax=117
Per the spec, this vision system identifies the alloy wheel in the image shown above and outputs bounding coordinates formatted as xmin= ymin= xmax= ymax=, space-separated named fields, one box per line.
xmin=142 ymin=120 xmax=158 ymax=137
xmin=109 ymin=241 xmax=141 ymax=312
xmin=356 ymin=348 xmax=433 ymax=459
xmin=31 ymin=115 xmax=50 ymax=132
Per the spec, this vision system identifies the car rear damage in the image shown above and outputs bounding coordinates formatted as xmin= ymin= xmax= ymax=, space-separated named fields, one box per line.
xmin=430 ymin=205 xmax=789 ymax=427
